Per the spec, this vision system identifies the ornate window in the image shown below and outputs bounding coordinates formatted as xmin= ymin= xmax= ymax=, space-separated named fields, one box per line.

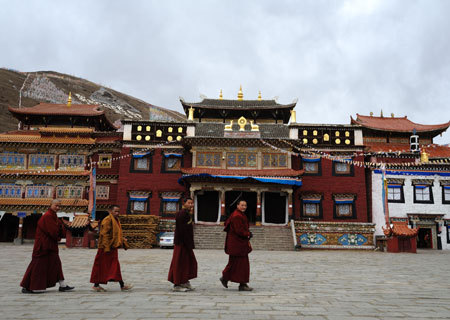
xmin=227 ymin=153 xmax=257 ymax=168
xmin=262 ymin=153 xmax=287 ymax=168
xmin=97 ymin=154 xmax=112 ymax=169
xmin=302 ymin=157 xmax=321 ymax=175
xmin=128 ymin=192 xmax=151 ymax=214
xmin=0 ymin=152 xmax=26 ymax=169
xmin=412 ymin=180 xmax=434 ymax=204
xmin=197 ymin=152 xmax=221 ymax=167
xmin=56 ymin=185 xmax=83 ymax=199
xmin=130 ymin=151 xmax=152 ymax=173
xmin=28 ymin=154 xmax=55 ymax=169
xmin=332 ymin=157 xmax=354 ymax=176
xmin=162 ymin=152 xmax=182 ymax=172
xmin=25 ymin=185 xmax=54 ymax=198
xmin=387 ymin=179 xmax=405 ymax=203
xmin=96 ymin=185 xmax=110 ymax=200
xmin=160 ymin=192 xmax=183 ymax=216
xmin=300 ymin=194 xmax=322 ymax=219
xmin=59 ymin=154 xmax=85 ymax=170
xmin=333 ymin=195 xmax=356 ymax=219
xmin=0 ymin=184 xmax=22 ymax=198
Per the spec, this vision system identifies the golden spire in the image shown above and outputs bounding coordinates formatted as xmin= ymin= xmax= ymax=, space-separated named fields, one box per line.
xmin=188 ymin=107 xmax=195 ymax=121
xmin=420 ymin=148 xmax=429 ymax=163
xmin=237 ymin=85 xmax=243 ymax=100
xmin=219 ymin=89 xmax=223 ymax=100
xmin=258 ymin=91 xmax=262 ymax=101
xmin=67 ymin=92 xmax=72 ymax=107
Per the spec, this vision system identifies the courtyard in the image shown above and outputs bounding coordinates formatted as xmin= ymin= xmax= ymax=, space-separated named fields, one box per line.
xmin=0 ymin=244 xmax=449 ymax=320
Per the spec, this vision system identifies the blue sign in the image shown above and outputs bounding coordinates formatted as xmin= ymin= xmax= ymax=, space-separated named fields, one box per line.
xmin=17 ymin=212 xmax=26 ymax=218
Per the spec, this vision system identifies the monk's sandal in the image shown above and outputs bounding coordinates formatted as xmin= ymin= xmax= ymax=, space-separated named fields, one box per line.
xmin=238 ymin=284 xmax=253 ymax=291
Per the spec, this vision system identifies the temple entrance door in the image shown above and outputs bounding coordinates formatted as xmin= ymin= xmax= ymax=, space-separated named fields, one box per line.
xmin=196 ymin=191 xmax=220 ymax=223
xmin=0 ymin=213 xmax=18 ymax=242
xmin=417 ymin=228 xmax=433 ymax=249
xmin=263 ymin=192 xmax=287 ymax=225
xmin=225 ymin=191 xmax=256 ymax=224
xmin=23 ymin=214 xmax=41 ymax=240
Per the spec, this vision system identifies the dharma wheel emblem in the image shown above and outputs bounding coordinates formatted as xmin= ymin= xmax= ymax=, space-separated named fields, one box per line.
xmin=238 ymin=116 xmax=247 ymax=131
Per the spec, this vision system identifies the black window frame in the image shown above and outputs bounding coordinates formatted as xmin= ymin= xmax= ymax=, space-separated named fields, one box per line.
xmin=300 ymin=198 xmax=323 ymax=219
xmin=333 ymin=200 xmax=357 ymax=219
xmin=413 ymin=184 xmax=434 ymax=204
xmin=301 ymin=158 xmax=322 ymax=176
xmin=129 ymin=151 xmax=153 ymax=173
xmin=387 ymin=185 xmax=405 ymax=203
xmin=332 ymin=160 xmax=354 ymax=177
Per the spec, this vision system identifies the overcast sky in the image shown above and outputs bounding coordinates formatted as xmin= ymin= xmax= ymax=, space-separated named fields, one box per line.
xmin=2 ymin=0 xmax=450 ymax=143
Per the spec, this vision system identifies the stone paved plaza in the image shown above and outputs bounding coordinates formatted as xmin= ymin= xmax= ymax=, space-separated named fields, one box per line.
xmin=1 ymin=244 xmax=449 ymax=320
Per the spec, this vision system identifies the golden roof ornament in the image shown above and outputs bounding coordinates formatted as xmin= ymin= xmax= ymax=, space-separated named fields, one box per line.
xmin=67 ymin=92 xmax=72 ymax=107
xmin=258 ymin=91 xmax=262 ymax=101
xmin=238 ymin=116 xmax=247 ymax=131
xmin=290 ymin=109 xmax=297 ymax=123
xmin=391 ymin=113 xmax=394 ymax=118
xmin=188 ymin=107 xmax=195 ymax=121
xmin=219 ymin=89 xmax=223 ymax=100
xmin=420 ymin=148 xmax=429 ymax=163
xmin=237 ymin=85 xmax=243 ymax=100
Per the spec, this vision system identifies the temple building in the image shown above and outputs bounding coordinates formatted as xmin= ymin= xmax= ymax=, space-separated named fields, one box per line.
xmin=0 ymin=96 xmax=121 ymax=244
xmin=352 ymin=113 xmax=450 ymax=250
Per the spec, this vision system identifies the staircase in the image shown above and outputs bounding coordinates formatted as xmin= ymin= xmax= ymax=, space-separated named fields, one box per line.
xmin=193 ymin=224 xmax=294 ymax=251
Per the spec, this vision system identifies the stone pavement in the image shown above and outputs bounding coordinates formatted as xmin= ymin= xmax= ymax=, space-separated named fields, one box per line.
xmin=1 ymin=244 xmax=449 ymax=320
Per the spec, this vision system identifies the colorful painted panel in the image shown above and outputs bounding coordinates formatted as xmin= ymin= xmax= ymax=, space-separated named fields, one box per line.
xmin=262 ymin=153 xmax=288 ymax=168
xmin=227 ymin=153 xmax=257 ymax=168
xmin=338 ymin=234 xmax=368 ymax=246
xmin=197 ymin=152 xmax=221 ymax=167
xmin=299 ymin=233 xmax=327 ymax=245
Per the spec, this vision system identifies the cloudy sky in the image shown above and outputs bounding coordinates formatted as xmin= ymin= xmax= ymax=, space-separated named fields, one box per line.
xmin=2 ymin=0 xmax=450 ymax=143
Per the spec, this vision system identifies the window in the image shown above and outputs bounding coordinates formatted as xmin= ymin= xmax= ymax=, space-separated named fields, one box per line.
xmin=414 ymin=185 xmax=433 ymax=203
xmin=97 ymin=154 xmax=112 ymax=169
xmin=262 ymin=153 xmax=287 ymax=168
xmin=160 ymin=192 xmax=182 ymax=216
xmin=441 ymin=182 xmax=450 ymax=204
xmin=302 ymin=158 xmax=321 ymax=175
xmin=96 ymin=185 xmax=110 ymax=200
xmin=56 ymin=185 xmax=83 ymax=199
xmin=332 ymin=158 xmax=354 ymax=176
xmin=197 ymin=152 xmax=221 ymax=167
xmin=127 ymin=193 xmax=151 ymax=214
xmin=333 ymin=195 xmax=356 ymax=219
xmin=25 ymin=185 xmax=53 ymax=198
xmin=162 ymin=152 xmax=182 ymax=172
xmin=300 ymin=196 xmax=322 ymax=219
xmin=59 ymin=154 xmax=85 ymax=170
xmin=0 ymin=184 xmax=22 ymax=198
xmin=0 ymin=152 xmax=26 ymax=169
xmin=227 ymin=153 xmax=257 ymax=168
xmin=130 ymin=152 xmax=152 ymax=173
xmin=28 ymin=154 xmax=55 ymax=169
xmin=387 ymin=185 xmax=405 ymax=203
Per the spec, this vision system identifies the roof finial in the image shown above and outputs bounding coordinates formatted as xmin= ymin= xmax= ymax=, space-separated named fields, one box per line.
xmin=370 ymin=112 xmax=373 ymax=116
xmin=391 ymin=113 xmax=394 ymax=118
xmin=67 ymin=92 xmax=72 ymax=107
xmin=219 ymin=89 xmax=223 ymax=100
xmin=258 ymin=90 xmax=262 ymax=101
xmin=237 ymin=85 xmax=243 ymax=100
xmin=380 ymin=109 xmax=383 ymax=117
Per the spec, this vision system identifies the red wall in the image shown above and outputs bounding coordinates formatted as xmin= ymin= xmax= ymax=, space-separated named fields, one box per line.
xmin=116 ymin=147 xmax=186 ymax=216
xmin=294 ymin=154 xmax=369 ymax=222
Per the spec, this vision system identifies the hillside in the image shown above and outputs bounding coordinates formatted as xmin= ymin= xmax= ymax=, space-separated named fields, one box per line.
xmin=0 ymin=68 xmax=186 ymax=132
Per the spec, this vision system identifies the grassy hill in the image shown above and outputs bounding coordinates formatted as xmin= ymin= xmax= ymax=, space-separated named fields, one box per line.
xmin=0 ymin=68 xmax=186 ymax=132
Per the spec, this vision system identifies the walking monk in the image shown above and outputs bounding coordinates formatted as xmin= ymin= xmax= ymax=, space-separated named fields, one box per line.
xmin=90 ymin=205 xmax=132 ymax=292
xmin=20 ymin=199 xmax=74 ymax=293
xmin=168 ymin=197 xmax=197 ymax=292
xmin=220 ymin=199 xmax=253 ymax=291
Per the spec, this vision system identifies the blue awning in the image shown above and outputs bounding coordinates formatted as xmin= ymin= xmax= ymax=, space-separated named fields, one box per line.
xmin=374 ymin=169 xmax=450 ymax=177
xmin=387 ymin=185 xmax=402 ymax=188
xmin=164 ymin=153 xmax=182 ymax=158
xmin=162 ymin=198 xmax=180 ymax=202
xmin=303 ymin=158 xmax=320 ymax=163
xmin=335 ymin=200 xmax=354 ymax=204
xmin=414 ymin=185 xmax=428 ymax=189
xmin=179 ymin=173 xmax=302 ymax=186
xmin=303 ymin=199 xmax=321 ymax=204
xmin=132 ymin=152 xmax=151 ymax=158
xmin=129 ymin=196 xmax=148 ymax=201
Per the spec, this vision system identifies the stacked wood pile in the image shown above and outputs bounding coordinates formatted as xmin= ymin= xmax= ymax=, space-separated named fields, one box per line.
xmin=119 ymin=215 xmax=160 ymax=248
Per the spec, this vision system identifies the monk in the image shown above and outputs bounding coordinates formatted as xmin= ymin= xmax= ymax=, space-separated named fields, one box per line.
xmin=220 ymin=199 xmax=253 ymax=291
xmin=168 ymin=197 xmax=197 ymax=292
xmin=20 ymin=199 xmax=74 ymax=293
xmin=90 ymin=205 xmax=132 ymax=292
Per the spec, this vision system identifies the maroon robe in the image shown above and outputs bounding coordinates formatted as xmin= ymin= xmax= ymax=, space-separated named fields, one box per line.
xmin=168 ymin=209 xmax=197 ymax=285
xmin=20 ymin=209 xmax=65 ymax=291
xmin=222 ymin=209 xmax=252 ymax=284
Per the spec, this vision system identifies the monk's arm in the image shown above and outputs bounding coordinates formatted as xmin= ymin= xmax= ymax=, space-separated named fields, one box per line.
xmin=231 ymin=216 xmax=251 ymax=239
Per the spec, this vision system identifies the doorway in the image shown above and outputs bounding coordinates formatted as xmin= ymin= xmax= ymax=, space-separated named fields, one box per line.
xmin=196 ymin=191 xmax=220 ymax=223
xmin=417 ymin=227 xmax=433 ymax=249
xmin=225 ymin=191 xmax=257 ymax=224
xmin=0 ymin=214 xmax=18 ymax=242
xmin=263 ymin=192 xmax=287 ymax=224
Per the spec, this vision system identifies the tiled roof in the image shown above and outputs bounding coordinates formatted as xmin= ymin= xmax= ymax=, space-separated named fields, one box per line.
xmin=181 ymin=98 xmax=296 ymax=110
xmin=69 ymin=215 xmax=90 ymax=228
xmin=384 ymin=221 xmax=418 ymax=237
xmin=194 ymin=123 xmax=290 ymax=138
xmin=181 ymin=167 xmax=303 ymax=177
xmin=0 ymin=198 xmax=88 ymax=206
xmin=0 ymin=134 xmax=95 ymax=144
xmin=8 ymin=103 xmax=105 ymax=116
xmin=0 ymin=170 xmax=89 ymax=176
xmin=39 ymin=127 xmax=94 ymax=134
xmin=351 ymin=114 xmax=450 ymax=133
xmin=365 ymin=143 xmax=450 ymax=158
